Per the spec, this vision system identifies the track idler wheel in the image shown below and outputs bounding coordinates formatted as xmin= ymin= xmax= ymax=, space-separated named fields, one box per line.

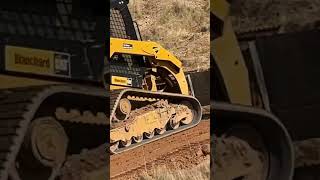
xmin=15 ymin=117 xmax=69 ymax=180
xmin=119 ymin=98 xmax=131 ymax=115
xmin=116 ymin=98 xmax=132 ymax=120
xmin=29 ymin=117 xmax=68 ymax=168
xmin=180 ymin=102 xmax=194 ymax=125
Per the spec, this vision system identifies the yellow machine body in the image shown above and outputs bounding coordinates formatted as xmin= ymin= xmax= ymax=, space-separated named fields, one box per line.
xmin=211 ymin=0 xmax=252 ymax=105
xmin=110 ymin=37 xmax=189 ymax=96
xmin=109 ymin=35 xmax=202 ymax=155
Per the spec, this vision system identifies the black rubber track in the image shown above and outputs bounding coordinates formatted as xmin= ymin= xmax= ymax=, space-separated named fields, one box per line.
xmin=109 ymin=90 xmax=122 ymax=117
xmin=110 ymin=88 xmax=202 ymax=154
xmin=0 ymin=85 xmax=107 ymax=180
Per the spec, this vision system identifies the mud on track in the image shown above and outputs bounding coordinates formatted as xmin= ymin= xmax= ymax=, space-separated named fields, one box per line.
xmin=110 ymin=120 xmax=210 ymax=179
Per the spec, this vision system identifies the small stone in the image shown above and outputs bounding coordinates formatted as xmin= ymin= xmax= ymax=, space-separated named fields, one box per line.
xmin=201 ymin=144 xmax=210 ymax=156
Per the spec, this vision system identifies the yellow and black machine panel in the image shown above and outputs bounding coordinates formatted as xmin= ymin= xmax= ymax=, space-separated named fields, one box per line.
xmin=5 ymin=45 xmax=71 ymax=78
xmin=0 ymin=1 xmax=110 ymax=180
xmin=111 ymin=75 xmax=132 ymax=87
xmin=0 ymin=0 xmax=106 ymax=84
xmin=109 ymin=0 xmax=147 ymax=89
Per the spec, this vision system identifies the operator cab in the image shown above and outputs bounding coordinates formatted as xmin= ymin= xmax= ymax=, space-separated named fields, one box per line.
xmin=108 ymin=1 xmax=151 ymax=89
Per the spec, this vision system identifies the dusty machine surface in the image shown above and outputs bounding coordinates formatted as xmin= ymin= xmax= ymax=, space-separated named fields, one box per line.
xmin=224 ymin=0 xmax=320 ymax=179
xmin=0 ymin=1 xmax=108 ymax=180
xmin=211 ymin=0 xmax=294 ymax=179
xmin=108 ymin=0 xmax=202 ymax=154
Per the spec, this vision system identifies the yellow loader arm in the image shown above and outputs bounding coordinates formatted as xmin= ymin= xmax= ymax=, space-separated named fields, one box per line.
xmin=110 ymin=37 xmax=189 ymax=95
xmin=110 ymin=38 xmax=182 ymax=71
xmin=211 ymin=0 xmax=252 ymax=105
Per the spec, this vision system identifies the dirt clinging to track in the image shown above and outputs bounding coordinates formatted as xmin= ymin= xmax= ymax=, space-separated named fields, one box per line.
xmin=110 ymin=120 xmax=210 ymax=180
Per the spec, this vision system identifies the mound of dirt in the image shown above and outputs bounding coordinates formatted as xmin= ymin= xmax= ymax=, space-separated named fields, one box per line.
xmin=60 ymin=145 xmax=108 ymax=180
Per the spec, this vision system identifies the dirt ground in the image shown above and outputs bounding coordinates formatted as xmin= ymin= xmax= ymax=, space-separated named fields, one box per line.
xmin=60 ymin=144 xmax=108 ymax=180
xmin=110 ymin=120 xmax=210 ymax=180
xmin=59 ymin=113 xmax=210 ymax=180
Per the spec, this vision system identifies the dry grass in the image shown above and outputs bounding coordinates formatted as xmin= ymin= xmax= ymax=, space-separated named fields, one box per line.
xmin=139 ymin=159 xmax=210 ymax=180
xmin=128 ymin=0 xmax=210 ymax=72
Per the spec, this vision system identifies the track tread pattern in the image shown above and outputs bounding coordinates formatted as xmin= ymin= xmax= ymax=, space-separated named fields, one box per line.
xmin=110 ymin=90 xmax=122 ymax=115
xmin=110 ymin=89 xmax=202 ymax=154
xmin=0 ymin=85 xmax=107 ymax=180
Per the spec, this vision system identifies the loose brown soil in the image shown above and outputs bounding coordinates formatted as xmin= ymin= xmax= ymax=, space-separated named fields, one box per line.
xmin=110 ymin=120 xmax=210 ymax=180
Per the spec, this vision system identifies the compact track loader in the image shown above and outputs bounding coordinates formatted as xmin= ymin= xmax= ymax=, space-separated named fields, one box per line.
xmin=211 ymin=0 xmax=294 ymax=179
xmin=108 ymin=0 xmax=202 ymax=154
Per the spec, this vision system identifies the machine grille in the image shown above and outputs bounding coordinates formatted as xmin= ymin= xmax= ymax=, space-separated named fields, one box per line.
xmin=110 ymin=6 xmax=137 ymax=40
xmin=0 ymin=0 xmax=96 ymax=42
